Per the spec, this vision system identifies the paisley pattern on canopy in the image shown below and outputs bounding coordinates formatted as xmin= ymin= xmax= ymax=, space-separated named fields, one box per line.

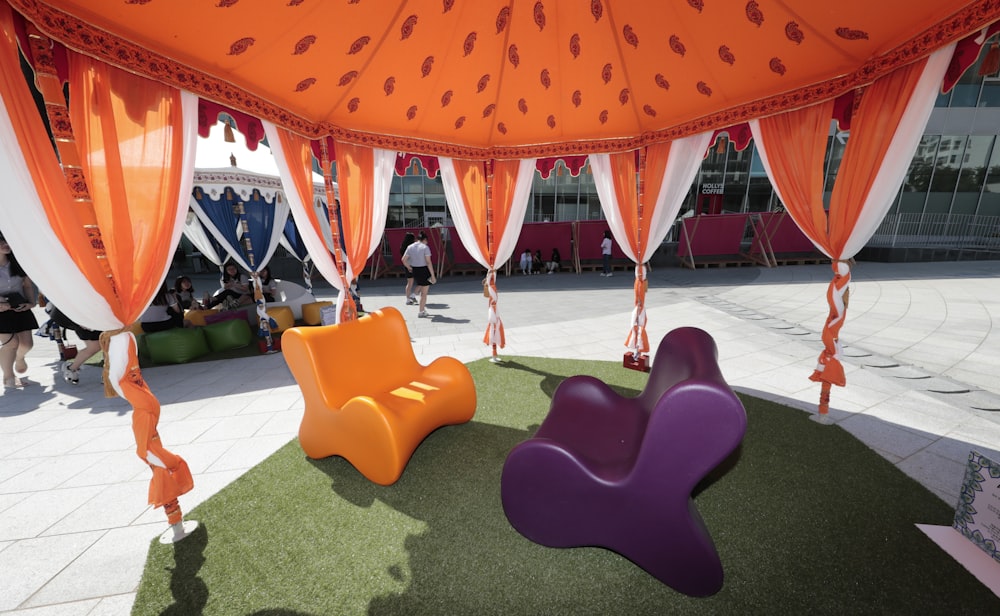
xmin=10 ymin=0 xmax=999 ymax=158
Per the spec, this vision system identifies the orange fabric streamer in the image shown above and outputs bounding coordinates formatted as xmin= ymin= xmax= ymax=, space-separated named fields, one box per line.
xmin=809 ymin=261 xmax=851 ymax=388
xmin=118 ymin=335 xmax=193 ymax=507
xmin=624 ymin=267 xmax=650 ymax=356
xmin=482 ymin=270 xmax=504 ymax=354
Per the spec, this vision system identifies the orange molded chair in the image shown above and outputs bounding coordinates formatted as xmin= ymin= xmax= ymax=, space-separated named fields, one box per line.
xmin=282 ymin=306 xmax=477 ymax=485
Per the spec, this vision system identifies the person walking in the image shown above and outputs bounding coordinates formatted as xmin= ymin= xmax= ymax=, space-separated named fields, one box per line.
xmin=48 ymin=305 xmax=102 ymax=385
xmin=600 ymin=230 xmax=614 ymax=277
xmin=401 ymin=231 xmax=436 ymax=318
xmin=0 ymin=234 xmax=38 ymax=389
xmin=400 ymin=232 xmax=417 ymax=305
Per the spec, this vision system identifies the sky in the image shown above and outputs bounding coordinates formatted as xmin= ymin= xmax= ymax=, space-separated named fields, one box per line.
xmin=194 ymin=122 xmax=280 ymax=176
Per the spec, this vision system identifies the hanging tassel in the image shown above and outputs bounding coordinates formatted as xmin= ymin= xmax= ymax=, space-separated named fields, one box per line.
xmin=979 ymin=41 xmax=1000 ymax=76
xmin=223 ymin=121 xmax=236 ymax=143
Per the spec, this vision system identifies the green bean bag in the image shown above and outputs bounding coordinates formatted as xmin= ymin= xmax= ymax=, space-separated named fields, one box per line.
xmin=203 ymin=318 xmax=253 ymax=352
xmin=144 ymin=327 xmax=210 ymax=365
xmin=134 ymin=333 xmax=150 ymax=360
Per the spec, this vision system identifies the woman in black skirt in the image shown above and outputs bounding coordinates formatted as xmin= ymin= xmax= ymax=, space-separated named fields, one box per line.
xmin=0 ymin=234 xmax=38 ymax=389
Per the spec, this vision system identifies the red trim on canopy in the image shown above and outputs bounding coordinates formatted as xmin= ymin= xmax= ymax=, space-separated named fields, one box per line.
xmin=944 ymin=23 xmax=1000 ymax=92
xmin=198 ymin=100 xmax=266 ymax=150
xmin=395 ymin=153 xmax=440 ymax=178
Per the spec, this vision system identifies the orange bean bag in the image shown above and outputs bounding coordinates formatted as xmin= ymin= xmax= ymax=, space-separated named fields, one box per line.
xmin=282 ymin=306 xmax=477 ymax=485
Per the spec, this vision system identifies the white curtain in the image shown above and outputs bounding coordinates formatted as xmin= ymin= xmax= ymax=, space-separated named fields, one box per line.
xmin=439 ymin=157 xmax=536 ymax=269
xmin=0 ymin=92 xmax=199 ymax=332
xmin=590 ymin=131 xmax=713 ymax=264
xmin=749 ymin=44 xmax=955 ymax=260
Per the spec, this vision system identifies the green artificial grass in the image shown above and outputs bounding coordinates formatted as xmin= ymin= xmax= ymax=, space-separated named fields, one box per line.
xmin=133 ymin=357 xmax=997 ymax=615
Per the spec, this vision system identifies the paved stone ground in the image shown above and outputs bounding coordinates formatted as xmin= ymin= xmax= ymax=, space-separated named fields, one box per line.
xmin=1 ymin=260 xmax=998 ymax=614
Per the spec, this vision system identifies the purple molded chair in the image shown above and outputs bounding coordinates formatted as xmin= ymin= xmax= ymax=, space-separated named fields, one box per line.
xmin=500 ymin=327 xmax=747 ymax=597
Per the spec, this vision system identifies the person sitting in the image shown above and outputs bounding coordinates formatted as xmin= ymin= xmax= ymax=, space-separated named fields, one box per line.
xmin=547 ymin=248 xmax=562 ymax=274
xmin=172 ymin=275 xmax=203 ymax=310
xmin=206 ymin=262 xmax=253 ymax=309
xmin=254 ymin=265 xmax=278 ymax=303
xmin=141 ymin=283 xmax=183 ymax=333
xmin=533 ymin=250 xmax=544 ymax=275
xmin=519 ymin=248 xmax=532 ymax=276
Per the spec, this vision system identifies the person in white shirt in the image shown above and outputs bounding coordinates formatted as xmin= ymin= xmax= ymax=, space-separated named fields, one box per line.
xmin=401 ymin=231 xmax=436 ymax=318
xmin=600 ymin=230 xmax=614 ymax=277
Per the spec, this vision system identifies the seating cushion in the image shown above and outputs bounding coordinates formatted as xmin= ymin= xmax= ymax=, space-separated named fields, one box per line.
xmin=184 ymin=308 xmax=218 ymax=327
xmin=144 ymin=327 xmax=210 ymax=364
xmin=204 ymin=310 xmax=247 ymax=326
xmin=265 ymin=306 xmax=295 ymax=332
xmin=202 ymin=318 xmax=253 ymax=352
xmin=301 ymin=301 xmax=333 ymax=326
xmin=134 ymin=333 xmax=150 ymax=360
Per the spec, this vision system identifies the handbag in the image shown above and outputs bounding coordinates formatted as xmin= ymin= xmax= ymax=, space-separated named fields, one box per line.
xmin=2 ymin=291 xmax=27 ymax=307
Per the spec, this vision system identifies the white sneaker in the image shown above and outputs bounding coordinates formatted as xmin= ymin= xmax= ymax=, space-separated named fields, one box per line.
xmin=418 ymin=311 xmax=429 ymax=318
xmin=406 ymin=297 xmax=416 ymax=305
xmin=599 ymin=272 xmax=606 ymax=276
xmin=62 ymin=361 xmax=79 ymax=384
xmin=606 ymin=272 xmax=613 ymax=277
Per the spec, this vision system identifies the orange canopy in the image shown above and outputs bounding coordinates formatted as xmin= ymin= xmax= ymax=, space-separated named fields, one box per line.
xmin=11 ymin=0 xmax=999 ymax=158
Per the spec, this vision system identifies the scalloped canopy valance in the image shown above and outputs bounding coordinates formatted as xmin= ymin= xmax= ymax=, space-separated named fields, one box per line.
xmin=11 ymin=0 xmax=1000 ymax=158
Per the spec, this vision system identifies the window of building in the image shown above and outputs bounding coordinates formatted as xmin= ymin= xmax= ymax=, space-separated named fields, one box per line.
xmin=927 ymin=135 xmax=966 ymax=213
xmin=951 ymin=52 xmax=986 ymax=107
xmin=979 ymin=136 xmax=1000 ymax=216
xmin=953 ymin=135 xmax=993 ymax=215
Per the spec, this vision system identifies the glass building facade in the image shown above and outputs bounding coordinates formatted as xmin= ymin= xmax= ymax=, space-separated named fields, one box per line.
xmin=384 ymin=50 xmax=1000 ymax=259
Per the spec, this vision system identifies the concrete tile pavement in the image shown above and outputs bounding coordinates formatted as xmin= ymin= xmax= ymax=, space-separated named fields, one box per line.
xmin=0 ymin=259 xmax=998 ymax=614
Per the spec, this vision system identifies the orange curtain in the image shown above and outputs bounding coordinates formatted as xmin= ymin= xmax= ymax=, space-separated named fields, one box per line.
xmin=335 ymin=140 xmax=376 ymax=277
xmin=267 ymin=124 xmax=365 ymax=321
xmin=0 ymin=5 xmax=112 ymax=303
xmin=328 ymin=138 xmax=393 ymax=320
xmin=607 ymin=145 xmax=671 ymax=261
xmin=751 ymin=51 xmax=944 ymax=415
xmin=70 ymin=53 xmax=193 ymax=512
xmin=753 ymin=101 xmax=834 ymax=257
xmin=603 ymin=145 xmax=672 ymax=357
xmin=68 ymin=55 xmax=188 ymax=322
xmin=443 ymin=158 xmax=531 ymax=357
xmin=0 ymin=4 xmax=194 ymax=520
xmin=449 ymin=158 xmax=522 ymax=266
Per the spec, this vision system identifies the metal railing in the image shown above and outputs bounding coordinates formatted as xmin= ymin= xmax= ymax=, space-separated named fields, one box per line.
xmin=867 ymin=213 xmax=1000 ymax=252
